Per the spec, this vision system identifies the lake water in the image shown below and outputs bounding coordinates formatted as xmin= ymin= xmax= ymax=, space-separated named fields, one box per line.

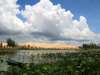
xmin=0 ymin=50 xmax=78 ymax=71
xmin=0 ymin=50 xmax=78 ymax=62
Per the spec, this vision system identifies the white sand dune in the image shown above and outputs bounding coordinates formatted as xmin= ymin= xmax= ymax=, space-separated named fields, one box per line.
xmin=20 ymin=42 xmax=79 ymax=49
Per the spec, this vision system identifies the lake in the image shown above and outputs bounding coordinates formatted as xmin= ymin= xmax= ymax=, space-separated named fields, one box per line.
xmin=0 ymin=50 xmax=78 ymax=71
xmin=0 ymin=50 xmax=78 ymax=63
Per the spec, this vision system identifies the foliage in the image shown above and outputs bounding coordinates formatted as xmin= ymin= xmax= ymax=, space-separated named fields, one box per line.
xmin=6 ymin=38 xmax=17 ymax=47
xmin=80 ymin=43 xmax=100 ymax=50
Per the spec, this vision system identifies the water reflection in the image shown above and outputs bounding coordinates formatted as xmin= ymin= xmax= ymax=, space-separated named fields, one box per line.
xmin=0 ymin=50 xmax=78 ymax=71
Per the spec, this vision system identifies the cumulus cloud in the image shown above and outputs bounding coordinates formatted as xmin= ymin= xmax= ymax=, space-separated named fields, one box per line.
xmin=0 ymin=0 xmax=99 ymax=44
xmin=0 ymin=0 xmax=25 ymax=35
xmin=22 ymin=0 xmax=98 ymax=41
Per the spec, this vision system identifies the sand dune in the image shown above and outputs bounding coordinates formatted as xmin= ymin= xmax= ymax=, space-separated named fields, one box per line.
xmin=20 ymin=42 xmax=79 ymax=49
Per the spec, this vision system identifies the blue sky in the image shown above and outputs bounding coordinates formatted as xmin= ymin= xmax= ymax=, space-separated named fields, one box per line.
xmin=17 ymin=0 xmax=100 ymax=33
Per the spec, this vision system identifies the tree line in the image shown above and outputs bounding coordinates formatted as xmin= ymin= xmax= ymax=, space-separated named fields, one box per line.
xmin=80 ymin=43 xmax=100 ymax=49
xmin=0 ymin=38 xmax=17 ymax=48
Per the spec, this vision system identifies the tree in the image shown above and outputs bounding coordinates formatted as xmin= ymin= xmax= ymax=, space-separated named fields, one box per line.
xmin=81 ymin=43 xmax=100 ymax=49
xmin=0 ymin=41 xmax=3 ymax=48
xmin=7 ymin=38 xmax=17 ymax=47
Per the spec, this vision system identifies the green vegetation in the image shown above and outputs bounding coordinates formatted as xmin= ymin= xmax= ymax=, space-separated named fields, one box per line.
xmin=7 ymin=38 xmax=17 ymax=47
xmin=1 ymin=52 xmax=100 ymax=75
xmin=80 ymin=43 xmax=100 ymax=50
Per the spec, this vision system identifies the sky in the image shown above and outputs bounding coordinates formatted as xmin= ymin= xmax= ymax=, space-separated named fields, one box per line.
xmin=0 ymin=0 xmax=100 ymax=44
xmin=17 ymin=0 xmax=100 ymax=33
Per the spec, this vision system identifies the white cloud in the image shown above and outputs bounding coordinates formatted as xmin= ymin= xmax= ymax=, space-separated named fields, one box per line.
xmin=0 ymin=0 xmax=25 ymax=34
xmin=0 ymin=0 xmax=100 ymax=44
xmin=22 ymin=0 xmax=99 ymax=41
